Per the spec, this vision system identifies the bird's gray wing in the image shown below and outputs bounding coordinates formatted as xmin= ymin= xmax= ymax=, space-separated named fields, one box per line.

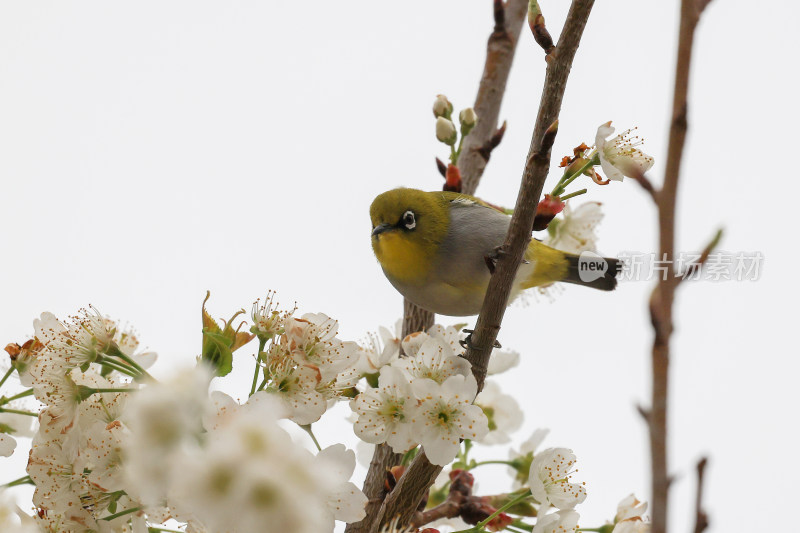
xmin=435 ymin=201 xmax=511 ymax=287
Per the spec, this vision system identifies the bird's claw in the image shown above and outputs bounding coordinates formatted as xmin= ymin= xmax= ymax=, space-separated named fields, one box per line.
xmin=460 ymin=328 xmax=502 ymax=350
xmin=484 ymin=246 xmax=507 ymax=274
xmin=459 ymin=329 xmax=475 ymax=350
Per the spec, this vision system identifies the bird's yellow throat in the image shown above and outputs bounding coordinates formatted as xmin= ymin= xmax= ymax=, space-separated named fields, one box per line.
xmin=372 ymin=232 xmax=432 ymax=285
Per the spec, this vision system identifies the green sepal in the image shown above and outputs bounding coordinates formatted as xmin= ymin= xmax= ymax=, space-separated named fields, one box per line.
xmin=201 ymin=329 xmax=234 ymax=377
xmin=200 ymin=291 xmax=255 ymax=377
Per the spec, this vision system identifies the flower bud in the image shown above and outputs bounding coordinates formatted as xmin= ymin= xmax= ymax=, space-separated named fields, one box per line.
xmin=432 ymin=94 xmax=453 ymax=118
xmin=435 ymin=117 xmax=457 ymax=146
xmin=532 ymin=194 xmax=565 ymax=231
xmin=459 ymin=107 xmax=478 ymax=135
xmin=444 ymin=164 xmax=462 ymax=193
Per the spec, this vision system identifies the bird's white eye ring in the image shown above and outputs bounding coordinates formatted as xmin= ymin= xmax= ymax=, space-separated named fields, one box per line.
xmin=402 ymin=210 xmax=416 ymax=230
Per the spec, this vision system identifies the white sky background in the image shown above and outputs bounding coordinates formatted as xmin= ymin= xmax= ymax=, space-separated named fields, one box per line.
xmin=1 ymin=1 xmax=798 ymax=532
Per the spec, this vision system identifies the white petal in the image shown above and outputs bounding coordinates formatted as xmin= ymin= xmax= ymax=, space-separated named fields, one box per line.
xmin=487 ymin=350 xmax=520 ymax=375
xmin=422 ymin=436 xmax=461 ymax=467
xmin=316 ymin=444 xmax=356 ymax=480
xmin=595 ymin=121 xmax=615 ymax=148
xmin=0 ymin=434 xmax=17 ymax=457
xmin=328 ymin=481 xmax=368 ymax=523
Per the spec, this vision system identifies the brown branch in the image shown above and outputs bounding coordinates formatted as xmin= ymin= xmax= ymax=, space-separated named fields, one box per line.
xmin=463 ymin=0 xmax=595 ymax=392
xmin=677 ymin=229 xmax=722 ymax=284
xmin=353 ymin=4 xmax=530 ymax=532
xmin=373 ymin=5 xmax=596 ymax=529
xmin=374 ymin=451 xmax=442 ymax=530
xmin=459 ymin=0 xmax=528 ymax=196
xmin=645 ymin=1 xmax=711 ymax=533
xmin=414 ymin=499 xmax=462 ymax=528
xmin=631 ymin=171 xmax=660 ymax=203
xmin=346 ymin=443 xmax=402 ymax=533
xmin=692 ymin=457 xmax=710 ymax=533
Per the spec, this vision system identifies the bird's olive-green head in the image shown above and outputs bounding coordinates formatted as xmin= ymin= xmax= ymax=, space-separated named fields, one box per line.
xmin=369 ymin=188 xmax=450 ymax=284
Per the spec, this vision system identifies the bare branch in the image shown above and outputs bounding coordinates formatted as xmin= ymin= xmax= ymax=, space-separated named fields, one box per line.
xmin=645 ymin=1 xmax=711 ymax=532
xmin=692 ymin=457 xmax=710 ymax=533
xmin=346 ymin=443 xmax=402 ymax=533
xmin=677 ymin=229 xmax=723 ymax=283
xmin=476 ymin=121 xmax=508 ymax=166
xmin=696 ymin=0 xmax=714 ymax=16
xmin=462 ymin=0 xmax=596 ymax=392
xmin=459 ymin=0 xmax=528 ymax=196
xmin=374 ymin=451 xmax=442 ymax=530
xmin=631 ymin=171 xmax=660 ymax=203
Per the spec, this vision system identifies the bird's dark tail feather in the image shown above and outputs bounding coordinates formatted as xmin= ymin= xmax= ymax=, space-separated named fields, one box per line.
xmin=561 ymin=254 xmax=620 ymax=291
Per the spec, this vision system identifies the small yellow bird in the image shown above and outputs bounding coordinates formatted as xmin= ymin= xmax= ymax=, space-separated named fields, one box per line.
xmin=370 ymin=188 xmax=619 ymax=316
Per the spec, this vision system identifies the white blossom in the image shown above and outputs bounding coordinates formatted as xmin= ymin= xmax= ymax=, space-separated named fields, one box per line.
xmin=533 ymin=509 xmax=580 ymax=533
xmin=527 ymin=448 xmax=587 ymax=509
xmin=0 ymin=489 xmax=40 ymax=533
xmin=611 ymin=494 xmax=650 ymax=533
xmin=613 ymin=521 xmax=650 ymax=533
xmin=284 ymin=313 xmax=358 ymax=383
xmin=38 ymin=308 xmax=116 ymax=367
xmin=474 ymin=380 xmax=523 ymax=444
xmin=77 ymin=420 xmax=127 ymax=494
xmin=615 ymin=493 xmax=648 ymax=522
xmin=264 ymin=360 xmax=326 ymax=425
xmin=393 ymin=335 xmax=471 ymax=384
xmin=0 ymin=410 xmax=36 ymax=438
xmin=112 ymin=324 xmax=157 ymax=374
xmin=508 ymin=428 xmax=551 ymax=486
xmin=351 ymin=366 xmax=417 ymax=452
xmin=122 ymin=366 xmax=211 ymax=507
xmin=314 ymin=444 xmax=368 ymax=527
xmin=595 ymin=121 xmax=654 ymax=182
xmin=356 ymin=322 xmax=402 ymax=375
xmin=544 ymin=201 xmax=603 ymax=255
xmin=251 ymin=292 xmax=293 ymax=341
xmin=425 ymin=324 xmax=466 ymax=356
xmin=27 ymin=435 xmax=101 ymax=531
xmin=487 ymin=349 xmax=520 ymax=375
xmin=0 ymin=434 xmax=16 ymax=457
xmin=169 ymin=395 xmax=336 ymax=533
xmin=412 ymin=374 xmax=488 ymax=466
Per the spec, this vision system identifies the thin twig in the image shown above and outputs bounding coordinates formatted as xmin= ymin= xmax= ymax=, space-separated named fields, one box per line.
xmin=459 ymin=0 xmax=528 ymax=196
xmin=692 ymin=457 xmax=710 ymax=533
xmin=462 ymin=0 xmax=596 ymax=392
xmin=678 ymin=229 xmax=723 ymax=284
xmin=646 ymin=1 xmax=711 ymax=532
xmin=631 ymin=171 xmax=660 ymax=203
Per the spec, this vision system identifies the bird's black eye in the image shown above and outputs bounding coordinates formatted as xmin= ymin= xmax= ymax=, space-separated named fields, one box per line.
xmin=402 ymin=210 xmax=416 ymax=230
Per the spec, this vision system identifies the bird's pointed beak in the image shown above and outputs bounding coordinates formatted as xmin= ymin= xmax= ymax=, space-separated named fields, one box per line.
xmin=371 ymin=223 xmax=393 ymax=237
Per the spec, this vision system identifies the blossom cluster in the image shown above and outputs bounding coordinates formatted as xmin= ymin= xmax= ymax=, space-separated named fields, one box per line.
xmin=0 ymin=300 xmax=651 ymax=533
xmin=351 ymin=325 xmax=525 ymax=466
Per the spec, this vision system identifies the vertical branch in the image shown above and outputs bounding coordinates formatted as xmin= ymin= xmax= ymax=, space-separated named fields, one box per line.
xmin=348 ymin=4 xmax=527 ymax=533
xmin=463 ymin=0 xmax=595 ymax=391
xmin=459 ymin=0 xmax=528 ymax=195
xmin=692 ymin=457 xmax=709 ymax=533
xmin=646 ymin=1 xmax=711 ymax=532
xmin=373 ymin=1 xmax=595 ymax=530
